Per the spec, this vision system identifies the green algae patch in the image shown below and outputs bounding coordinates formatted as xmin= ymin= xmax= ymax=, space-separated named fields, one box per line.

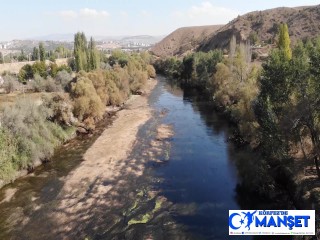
xmin=127 ymin=197 xmax=164 ymax=226
xmin=128 ymin=213 xmax=152 ymax=225
xmin=127 ymin=199 xmax=139 ymax=214
xmin=154 ymin=198 xmax=163 ymax=211
xmin=136 ymin=189 xmax=144 ymax=197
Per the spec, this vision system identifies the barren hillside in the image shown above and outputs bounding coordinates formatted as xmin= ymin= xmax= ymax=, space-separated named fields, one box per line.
xmin=199 ymin=5 xmax=320 ymax=51
xmin=151 ymin=25 xmax=222 ymax=57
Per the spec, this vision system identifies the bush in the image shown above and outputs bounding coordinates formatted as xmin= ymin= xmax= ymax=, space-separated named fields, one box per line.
xmin=18 ymin=64 xmax=33 ymax=82
xmin=43 ymin=93 xmax=75 ymax=126
xmin=49 ymin=63 xmax=59 ymax=77
xmin=70 ymin=74 xmax=104 ymax=123
xmin=147 ymin=65 xmax=156 ymax=78
xmin=32 ymin=61 xmax=47 ymax=78
xmin=0 ymin=128 xmax=19 ymax=182
xmin=3 ymin=75 xmax=19 ymax=93
xmin=1 ymin=99 xmax=69 ymax=170
xmin=55 ymin=70 xmax=73 ymax=89
xmin=45 ymin=77 xmax=62 ymax=92
xmin=126 ymin=61 xmax=148 ymax=93
xmin=32 ymin=74 xmax=46 ymax=92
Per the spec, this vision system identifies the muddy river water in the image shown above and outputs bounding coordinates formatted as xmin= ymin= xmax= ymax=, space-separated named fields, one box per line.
xmin=0 ymin=77 xmax=294 ymax=240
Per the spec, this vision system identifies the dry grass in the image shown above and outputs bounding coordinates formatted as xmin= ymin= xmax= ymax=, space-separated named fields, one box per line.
xmin=0 ymin=92 xmax=52 ymax=109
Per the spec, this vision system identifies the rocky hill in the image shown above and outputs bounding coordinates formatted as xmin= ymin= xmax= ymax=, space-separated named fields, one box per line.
xmin=199 ymin=5 xmax=320 ymax=51
xmin=151 ymin=25 xmax=222 ymax=57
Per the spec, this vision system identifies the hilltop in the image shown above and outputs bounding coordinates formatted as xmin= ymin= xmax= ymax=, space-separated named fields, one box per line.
xmin=199 ymin=5 xmax=320 ymax=51
xmin=151 ymin=25 xmax=222 ymax=57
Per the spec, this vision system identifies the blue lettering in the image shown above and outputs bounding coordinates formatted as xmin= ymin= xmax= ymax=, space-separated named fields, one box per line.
xmin=267 ymin=216 xmax=277 ymax=227
xmin=300 ymin=216 xmax=310 ymax=227
xmin=287 ymin=216 xmax=294 ymax=230
xmin=295 ymin=216 xmax=302 ymax=227
xmin=277 ymin=216 xmax=287 ymax=228
xmin=256 ymin=216 xmax=267 ymax=227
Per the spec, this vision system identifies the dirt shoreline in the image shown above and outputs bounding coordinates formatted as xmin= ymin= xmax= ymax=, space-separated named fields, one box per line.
xmin=53 ymin=78 xmax=158 ymax=235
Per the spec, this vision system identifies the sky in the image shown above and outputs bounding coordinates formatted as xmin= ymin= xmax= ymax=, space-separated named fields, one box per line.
xmin=0 ymin=0 xmax=319 ymax=41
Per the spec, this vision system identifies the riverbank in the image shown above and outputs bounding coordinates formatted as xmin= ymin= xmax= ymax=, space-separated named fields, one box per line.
xmin=53 ymin=78 xmax=158 ymax=235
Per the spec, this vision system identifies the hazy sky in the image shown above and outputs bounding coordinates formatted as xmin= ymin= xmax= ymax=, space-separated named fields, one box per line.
xmin=0 ymin=0 xmax=319 ymax=40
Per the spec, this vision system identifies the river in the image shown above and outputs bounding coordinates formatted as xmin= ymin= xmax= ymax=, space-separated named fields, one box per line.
xmin=0 ymin=77 xmax=294 ymax=240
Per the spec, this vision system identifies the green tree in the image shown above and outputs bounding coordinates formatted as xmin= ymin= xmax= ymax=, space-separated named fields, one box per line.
xmin=88 ymin=37 xmax=100 ymax=71
xmin=254 ymin=50 xmax=291 ymax=159
xmin=70 ymin=73 xmax=104 ymax=128
xmin=18 ymin=49 xmax=27 ymax=62
xmin=290 ymin=41 xmax=320 ymax=179
xmin=18 ymin=64 xmax=34 ymax=82
xmin=249 ymin=31 xmax=259 ymax=45
xmin=277 ymin=23 xmax=292 ymax=60
xmin=32 ymin=47 xmax=39 ymax=61
xmin=39 ymin=42 xmax=46 ymax=62
xmin=74 ymin=32 xmax=88 ymax=72
xmin=32 ymin=61 xmax=47 ymax=78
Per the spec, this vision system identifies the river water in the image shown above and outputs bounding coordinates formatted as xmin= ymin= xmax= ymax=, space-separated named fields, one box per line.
xmin=0 ymin=77 xmax=293 ymax=239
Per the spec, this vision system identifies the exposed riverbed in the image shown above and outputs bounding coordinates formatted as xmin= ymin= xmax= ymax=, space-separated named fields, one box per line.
xmin=0 ymin=77 xmax=294 ymax=240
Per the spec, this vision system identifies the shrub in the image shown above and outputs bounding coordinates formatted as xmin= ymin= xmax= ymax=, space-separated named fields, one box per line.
xmin=147 ymin=65 xmax=156 ymax=78
xmin=55 ymin=70 xmax=73 ymax=89
xmin=32 ymin=74 xmax=46 ymax=92
xmin=1 ymin=99 xmax=69 ymax=170
xmin=49 ymin=63 xmax=59 ymax=77
xmin=43 ymin=93 xmax=75 ymax=126
xmin=45 ymin=77 xmax=62 ymax=92
xmin=0 ymin=128 xmax=19 ymax=182
xmin=70 ymin=74 xmax=104 ymax=123
xmin=126 ymin=61 xmax=148 ymax=93
xmin=18 ymin=64 xmax=33 ymax=82
xmin=32 ymin=61 xmax=47 ymax=78
xmin=3 ymin=75 xmax=18 ymax=93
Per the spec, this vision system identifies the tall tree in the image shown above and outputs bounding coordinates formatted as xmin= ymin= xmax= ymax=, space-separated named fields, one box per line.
xmin=18 ymin=49 xmax=27 ymax=62
xmin=39 ymin=42 xmax=46 ymax=62
xmin=291 ymin=41 xmax=320 ymax=179
xmin=254 ymin=25 xmax=293 ymax=160
xmin=88 ymin=37 xmax=100 ymax=71
xmin=74 ymin=32 xmax=88 ymax=72
xmin=277 ymin=23 xmax=292 ymax=60
xmin=32 ymin=47 xmax=39 ymax=61
xmin=229 ymin=35 xmax=237 ymax=59
xmin=0 ymin=52 xmax=3 ymax=64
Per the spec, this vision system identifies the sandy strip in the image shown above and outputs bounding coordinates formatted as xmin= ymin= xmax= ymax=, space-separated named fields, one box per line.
xmin=53 ymin=79 xmax=157 ymax=235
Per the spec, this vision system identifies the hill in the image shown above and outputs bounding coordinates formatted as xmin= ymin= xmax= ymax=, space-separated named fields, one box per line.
xmin=151 ymin=25 xmax=222 ymax=57
xmin=199 ymin=5 xmax=320 ymax=51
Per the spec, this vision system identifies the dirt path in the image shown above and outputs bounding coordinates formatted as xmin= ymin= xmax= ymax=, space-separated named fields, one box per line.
xmin=52 ymin=79 xmax=158 ymax=236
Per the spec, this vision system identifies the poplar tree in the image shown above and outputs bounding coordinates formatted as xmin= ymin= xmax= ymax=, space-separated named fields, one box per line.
xmin=278 ymin=23 xmax=292 ymax=60
xmin=32 ymin=47 xmax=39 ymax=61
xmin=39 ymin=42 xmax=46 ymax=62
xmin=88 ymin=37 xmax=100 ymax=71
xmin=74 ymin=32 xmax=88 ymax=71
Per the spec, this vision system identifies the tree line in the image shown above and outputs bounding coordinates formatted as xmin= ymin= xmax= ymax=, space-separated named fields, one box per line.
xmin=155 ymin=23 xmax=320 ymax=196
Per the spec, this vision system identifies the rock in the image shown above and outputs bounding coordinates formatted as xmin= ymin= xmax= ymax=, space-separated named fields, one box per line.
xmin=77 ymin=127 xmax=88 ymax=134
xmin=135 ymin=89 xmax=146 ymax=96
